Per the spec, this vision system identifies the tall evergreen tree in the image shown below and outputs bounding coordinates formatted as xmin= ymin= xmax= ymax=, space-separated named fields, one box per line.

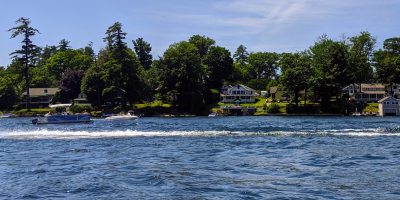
xmin=231 ymin=45 xmax=250 ymax=83
xmin=132 ymin=38 xmax=153 ymax=70
xmin=8 ymin=17 xmax=40 ymax=110
xmin=103 ymin=22 xmax=142 ymax=106
xmin=233 ymin=44 xmax=249 ymax=65
xmin=58 ymin=39 xmax=71 ymax=51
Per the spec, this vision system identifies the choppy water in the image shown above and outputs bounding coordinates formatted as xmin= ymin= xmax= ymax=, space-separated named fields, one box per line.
xmin=1 ymin=116 xmax=400 ymax=199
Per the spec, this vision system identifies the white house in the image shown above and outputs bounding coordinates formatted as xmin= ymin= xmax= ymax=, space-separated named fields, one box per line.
xmin=342 ymin=83 xmax=386 ymax=102
xmin=378 ymin=96 xmax=400 ymax=116
xmin=73 ymin=93 xmax=89 ymax=105
xmin=220 ymin=84 xmax=256 ymax=103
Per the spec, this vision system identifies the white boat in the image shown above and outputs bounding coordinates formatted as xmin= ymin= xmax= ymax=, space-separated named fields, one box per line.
xmin=32 ymin=104 xmax=92 ymax=124
xmin=0 ymin=113 xmax=15 ymax=118
xmin=208 ymin=112 xmax=221 ymax=117
xmin=105 ymin=111 xmax=139 ymax=120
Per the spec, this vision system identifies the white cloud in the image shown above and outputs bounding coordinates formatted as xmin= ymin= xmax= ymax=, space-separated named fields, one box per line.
xmin=213 ymin=0 xmax=333 ymax=33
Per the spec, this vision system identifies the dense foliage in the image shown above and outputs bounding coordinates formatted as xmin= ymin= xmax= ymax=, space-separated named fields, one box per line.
xmin=1 ymin=18 xmax=400 ymax=113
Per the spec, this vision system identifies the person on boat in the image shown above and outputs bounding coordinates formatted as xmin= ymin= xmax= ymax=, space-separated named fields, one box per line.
xmin=45 ymin=111 xmax=54 ymax=116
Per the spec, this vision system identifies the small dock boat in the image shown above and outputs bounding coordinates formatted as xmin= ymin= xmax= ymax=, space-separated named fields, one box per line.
xmin=105 ymin=110 xmax=139 ymax=120
xmin=208 ymin=112 xmax=221 ymax=117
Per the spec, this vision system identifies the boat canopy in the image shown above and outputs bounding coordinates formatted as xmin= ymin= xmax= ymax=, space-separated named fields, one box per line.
xmin=49 ymin=104 xmax=72 ymax=108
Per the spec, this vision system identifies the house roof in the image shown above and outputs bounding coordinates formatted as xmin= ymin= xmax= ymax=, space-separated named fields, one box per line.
xmin=224 ymin=84 xmax=255 ymax=91
xmin=22 ymin=88 xmax=60 ymax=97
xmin=361 ymin=83 xmax=385 ymax=89
xmin=378 ymin=96 xmax=398 ymax=103
xmin=362 ymin=91 xmax=386 ymax=94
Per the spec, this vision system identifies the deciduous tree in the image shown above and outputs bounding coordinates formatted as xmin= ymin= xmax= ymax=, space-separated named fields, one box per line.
xmin=157 ymin=41 xmax=205 ymax=113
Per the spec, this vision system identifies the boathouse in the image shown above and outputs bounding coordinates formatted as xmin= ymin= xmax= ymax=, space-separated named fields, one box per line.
xmin=378 ymin=96 xmax=400 ymax=116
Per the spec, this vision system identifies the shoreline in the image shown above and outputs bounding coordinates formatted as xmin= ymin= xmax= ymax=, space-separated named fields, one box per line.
xmin=4 ymin=113 xmax=382 ymax=118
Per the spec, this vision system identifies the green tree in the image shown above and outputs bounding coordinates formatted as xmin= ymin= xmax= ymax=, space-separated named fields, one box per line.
xmin=0 ymin=76 xmax=18 ymax=110
xmin=348 ymin=31 xmax=376 ymax=85
xmin=132 ymin=38 xmax=153 ymax=70
xmin=58 ymin=39 xmax=71 ymax=51
xmin=280 ymin=52 xmax=312 ymax=106
xmin=30 ymin=66 xmax=55 ymax=87
xmin=310 ymin=35 xmax=349 ymax=108
xmin=59 ymin=69 xmax=84 ymax=102
xmin=8 ymin=17 xmax=40 ymax=110
xmin=375 ymin=37 xmax=400 ymax=95
xmin=157 ymin=41 xmax=205 ymax=113
xmin=383 ymin=37 xmax=400 ymax=55
xmin=81 ymin=65 xmax=105 ymax=108
xmin=188 ymin=35 xmax=215 ymax=58
xmin=203 ymin=46 xmax=233 ymax=89
xmin=233 ymin=44 xmax=249 ymax=65
xmin=231 ymin=45 xmax=250 ymax=83
xmin=248 ymin=52 xmax=279 ymax=80
xmin=44 ymin=49 xmax=93 ymax=79
xmin=37 ymin=45 xmax=58 ymax=67
xmin=102 ymin=22 xmax=142 ymax=106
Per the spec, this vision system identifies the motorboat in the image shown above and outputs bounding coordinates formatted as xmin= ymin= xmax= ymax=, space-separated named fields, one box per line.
xmin=0 ymin=113 xmax=15 ymax=118
xmin=208 ymin=112 xmax=221 ymax=117
xmin=31 ymin=104 xmax=92 ymax=124
xmin=104 ymin=111 xmax=139 ymax=120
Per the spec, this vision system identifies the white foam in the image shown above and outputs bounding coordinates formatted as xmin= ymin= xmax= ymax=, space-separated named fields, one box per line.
xmin=0 ymin=130 xmax=234 ymax=139
xmin=1 ymin=129 xmax=400 ymax=139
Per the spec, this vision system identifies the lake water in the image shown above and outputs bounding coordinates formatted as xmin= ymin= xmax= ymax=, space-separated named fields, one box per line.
xmin=0 ymin=116 xmax=400 ymax=199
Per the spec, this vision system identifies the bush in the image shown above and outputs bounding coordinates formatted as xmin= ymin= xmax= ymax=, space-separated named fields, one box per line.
xmin=267 ymin=103 xmax=280 ymax=113
xmin=69 ymin=105 xmax=92 ymax=114
xmin=204 ymin=89 xmax=220 ymax=104
xmin=286 ymin=103 xmax=319 ymax=114
xmin=286 ymin=104 xmax=297 ymax=113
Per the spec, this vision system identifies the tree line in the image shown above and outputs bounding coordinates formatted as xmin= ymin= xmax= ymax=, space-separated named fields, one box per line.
xmin=0 ymin=17 xmax=399 ymax=113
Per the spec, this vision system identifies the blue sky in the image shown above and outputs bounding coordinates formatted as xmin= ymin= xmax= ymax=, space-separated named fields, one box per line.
xmin=1 ymin=0 xmax=399 ymax=67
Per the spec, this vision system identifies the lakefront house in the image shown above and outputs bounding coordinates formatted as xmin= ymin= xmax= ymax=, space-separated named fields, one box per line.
xmin=20 ymin=88 xmax=60 ymax=108
xmin=342 ymin=83 xmax=386 ymax=103
xmin=220 ymin=84 xmax=256 ymax=103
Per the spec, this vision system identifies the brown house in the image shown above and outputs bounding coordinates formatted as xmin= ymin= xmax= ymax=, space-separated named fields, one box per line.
xmin=20 ymin=88 xmax=60 ymax=108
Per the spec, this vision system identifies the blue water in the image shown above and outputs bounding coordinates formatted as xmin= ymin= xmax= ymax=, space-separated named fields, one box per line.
xmin=1 ymin=116 xmax=400 ymax=199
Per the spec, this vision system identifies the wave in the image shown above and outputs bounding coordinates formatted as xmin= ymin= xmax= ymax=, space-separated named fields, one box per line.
xmin=1 ymin=128 xmax=400 ymax=139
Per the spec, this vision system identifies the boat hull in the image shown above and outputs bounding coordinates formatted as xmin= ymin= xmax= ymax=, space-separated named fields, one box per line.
xmin=32 ymin=114 xmax=92 ymax=124
xmin=104 ymin=115 xmax=138 ymax=120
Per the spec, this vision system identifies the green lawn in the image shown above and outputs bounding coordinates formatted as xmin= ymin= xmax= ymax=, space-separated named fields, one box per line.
xmin=134 ymin=100 xmax=172 ymax=109
xmin=217 ymin=97 xmax=290 ymax=115
xmin=13 ymin=108 xmax=51 ymax=116
xmin=364 ymin=103 xmax=379 ymax=113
